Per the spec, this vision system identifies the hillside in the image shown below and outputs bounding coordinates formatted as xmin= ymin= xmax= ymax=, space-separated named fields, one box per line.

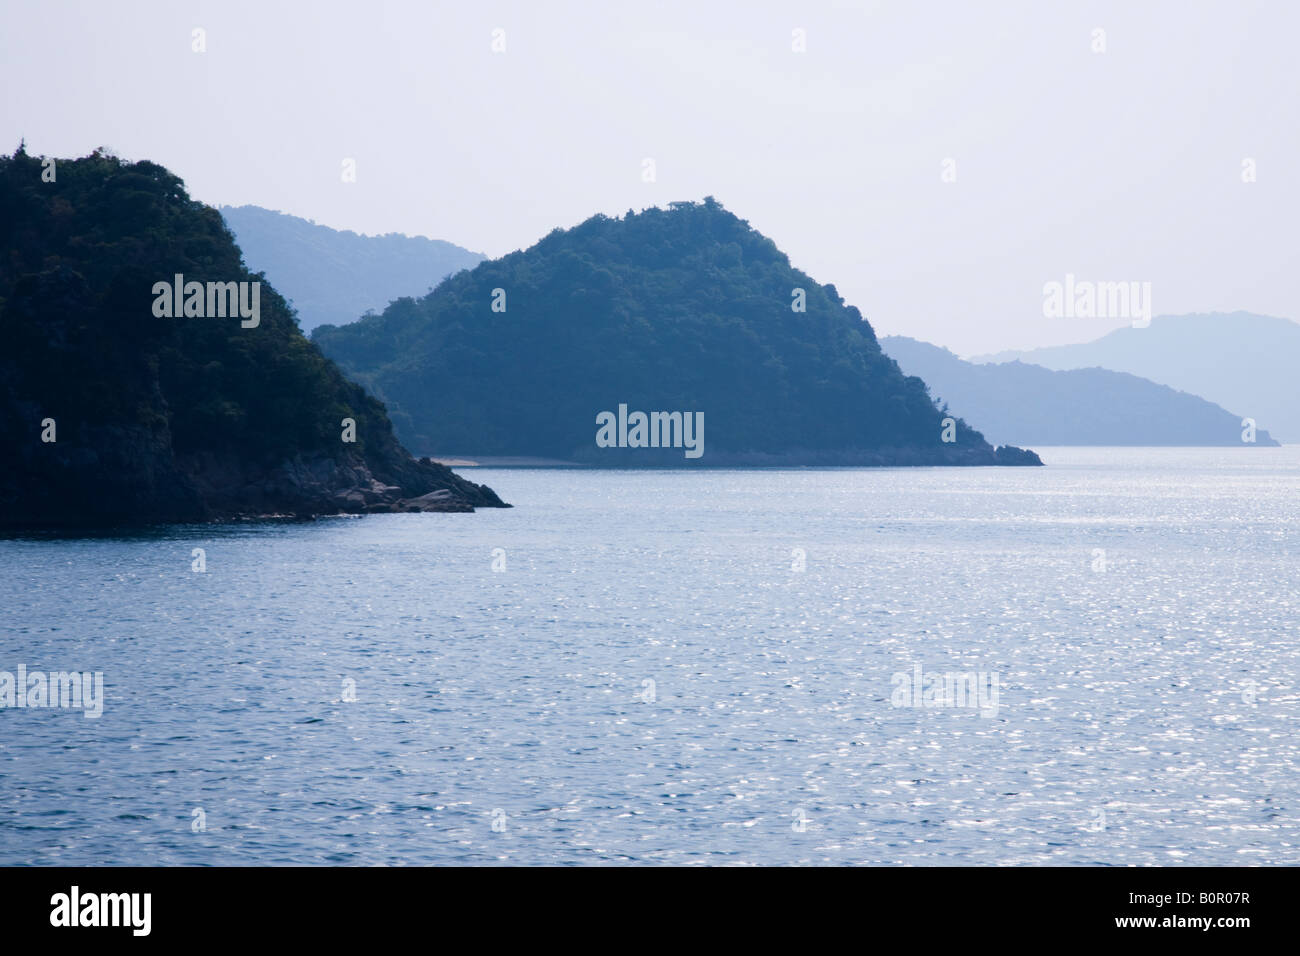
xmin=219 ymin=204 xmax=484 ymax=332
xmin=974 ymin=313 xmax=1299 ymax=442
xmin=0 ymin=148 xmax=507 ymax=528
xmin=883 ymin=336 xmax=1279 ymax=447
xmin=313 ymin=199 xmax=1039 ymax=467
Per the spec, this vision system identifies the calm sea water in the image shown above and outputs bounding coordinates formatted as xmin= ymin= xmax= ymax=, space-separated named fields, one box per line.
xmin=1 ymin=447 xmax=1297 ymax=866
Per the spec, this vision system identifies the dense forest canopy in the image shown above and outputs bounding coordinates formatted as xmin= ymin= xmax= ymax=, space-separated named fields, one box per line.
xmin=0 ymin=146 xmax=502 ymax=525
xmin=314 ymin=198 xmax=1020 ymax=464
xmin=0 ymin=146 xmax=394 ymax=458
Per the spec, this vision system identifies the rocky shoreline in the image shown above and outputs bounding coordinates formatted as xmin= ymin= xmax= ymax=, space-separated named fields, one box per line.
xmin=549 ymin=444 xmax=1045 ymax=467
xmin=0 ymin=413 xmax=509 ymax=530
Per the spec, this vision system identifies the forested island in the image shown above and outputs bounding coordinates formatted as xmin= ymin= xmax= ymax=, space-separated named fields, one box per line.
xmin=314 ymin=199 xmax=1040 ymax=467
xmin=0 ymin=148 xmax=507 ymax=529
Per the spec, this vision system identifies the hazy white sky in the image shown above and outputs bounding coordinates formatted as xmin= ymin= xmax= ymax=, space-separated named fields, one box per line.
xmin=3 ymin=0 xmax=1296 ymax=353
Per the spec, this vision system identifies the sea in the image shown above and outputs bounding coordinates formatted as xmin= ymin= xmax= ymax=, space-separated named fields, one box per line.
xmin=1 ymin=447 xmax=1296 ymax=865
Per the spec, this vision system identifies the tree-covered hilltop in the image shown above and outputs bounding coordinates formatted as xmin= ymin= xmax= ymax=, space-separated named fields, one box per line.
xmin=0 ymin=147 xmax=506 ymax=528
xmin=313 ymin=198 xmax=1039 ymax=466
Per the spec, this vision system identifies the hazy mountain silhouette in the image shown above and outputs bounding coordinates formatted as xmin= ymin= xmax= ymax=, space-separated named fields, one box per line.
xmin=974 ymin=312 xmax=1298 ymax=441
xmin=313 ymin=199 xmax=1039 ymax=466
xmin=219 ymin=205 xmax=484 ymax=333
xmin=883 ymin=336 xmax=1278 ymax=447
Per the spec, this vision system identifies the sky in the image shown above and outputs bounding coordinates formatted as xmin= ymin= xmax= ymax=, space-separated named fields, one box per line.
xmin=2 ymin=0 xmax=1297 ymax=355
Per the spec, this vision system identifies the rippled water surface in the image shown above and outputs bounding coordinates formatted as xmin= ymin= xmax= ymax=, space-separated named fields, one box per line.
xmin=2 ymin=447 xmax=1297 ymax=865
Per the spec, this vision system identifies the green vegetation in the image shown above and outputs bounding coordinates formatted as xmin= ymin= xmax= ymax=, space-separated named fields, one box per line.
xmin=0 ymin=146 xmax=395 ymax=460
xmin=0 ymin=146 xmax=503 ymax=526
xmin=314 ymin=198 xmax=1020 ymax=464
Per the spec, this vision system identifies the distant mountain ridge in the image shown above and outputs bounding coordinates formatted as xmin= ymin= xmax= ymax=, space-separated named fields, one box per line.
xmin=973 ymin=312 xmax=1299 ymax=442
xmin=313 ymin=198 xmax=1040 ymax=467
xmin=882 ymin=336 xmax=1278 ymax=447
xmin=219 ymin=205 xmax=484 ymax=332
